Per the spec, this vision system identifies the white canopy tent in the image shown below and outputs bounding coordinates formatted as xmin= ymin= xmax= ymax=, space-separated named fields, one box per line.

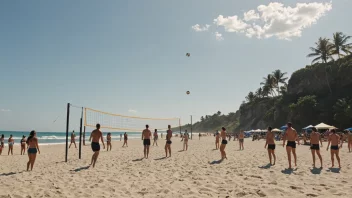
xmin=272 ymin=128 xmax=282 ymax=132
xmin=314 ymin=123 xmax=335 ymax=130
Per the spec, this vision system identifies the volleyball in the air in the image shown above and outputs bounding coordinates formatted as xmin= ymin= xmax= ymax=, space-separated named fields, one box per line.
xmin=186 ymin=53 xmax=190 ymax=57
xmin=186 ymin=91 xmax=190 ymax=95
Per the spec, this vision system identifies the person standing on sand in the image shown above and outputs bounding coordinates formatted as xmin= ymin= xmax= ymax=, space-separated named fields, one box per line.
xmin=69 ymin=130 xmax=77 ymax=149
xmin=282 ymin=122 xmax=300 ymax=169
xmin=326 ymin=129 xmax=342 ymax=168
xmin=8 ymin=135 xmax=14 ymax=155
xmin=183 ymin=130 xmax=189 ymax=151
xmin=220 ymin=127 xmax=227 ymax=160
xmin=122 ymin=132 xmax=128 ymax=147
xmin=239 ymin=130 xmax=245 ymax=150
xmin=26 ymin=130 xmax=40 ymax=171
xmin=199 ymin=133 xmax=201 ymax=140
xmin=310 ymin=127 xmax=323 ymax=168
xmin=153 ymin=129 xmax=158 ymax=146
xmin=165 ymin=125 xmax=172 ymax=157
xmin=264 ymin=127 xmax=276 ymax=165
xmin=106 ymin=133 xmax=112 ymax=151
xmin=89 ymin=124 xmax=105 ymax=168
xmin=21 ymin=135 xmax=27 ymax=155
xmin=347 ymin=130 xmax=352 ymax=153
xmin=215 ymin=131 xmax=220 ymax=150
xmin=142 ymin=125 xmax=152 ymax=159
xmin=0 ymin=134 xmax=4 ymax=155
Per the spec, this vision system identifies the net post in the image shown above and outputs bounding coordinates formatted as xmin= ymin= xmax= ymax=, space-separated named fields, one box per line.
xmin=79 ymin=107 xmax=83 ymax=159
xmin=179 ymin=119 xmax=181 ymax=135
xmin=83 ymin=126 xmax=86 ymax=146
xmin=190 ymin=115 xmax=193 ymax=140
xmin=65 ymin=103 xmax=70 ymax=162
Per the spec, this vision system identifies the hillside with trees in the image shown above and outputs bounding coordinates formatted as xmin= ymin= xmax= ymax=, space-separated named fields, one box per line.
xmin=181 ymin=32 xmax=352 ymax=132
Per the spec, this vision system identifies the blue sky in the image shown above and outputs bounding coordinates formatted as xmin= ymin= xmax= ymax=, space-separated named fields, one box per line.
xmin=0 ymin=0 xmax=351 ymax=132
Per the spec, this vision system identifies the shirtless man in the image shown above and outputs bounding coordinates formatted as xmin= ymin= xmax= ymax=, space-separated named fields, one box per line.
xmin=239 ymin=130 xmax=245 ymax=150
xmin=282 ymin=122 xmax=300 ymax=169
xmin=215 ymin=131 xmax=220 ymax=150
xmin=220 ymin=127 xmax=227 ymax=160
xmin=326 ymin=129 xmax=341 ymax=168
xmin=89 ymin=124 xmax=105 ymax=168
xmin=165 ymin=125 xmax=172 ymax=157
xmin=142 ymin=125 xmax=152 ymax=159
xmin=310 ymin=127 xmax=323 ymax=168
xmin=348 ymin=130 xmax=352 ymax=153
xmin=264 ymin=127 xmax=276 ymax=165
xmin=183 ymin=130 xmax=189 ymax=151
xmin=69 ymin=130 xmax=77 ymax=149
xmin=153 ymin=129 xmax=158 ymax=146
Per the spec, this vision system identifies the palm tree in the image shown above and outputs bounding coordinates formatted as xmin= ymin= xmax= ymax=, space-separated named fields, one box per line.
xmin=255 ymin=87 xmax=263 ymax=98
xmin=331 ymin=32 xmax=352 ymax=59
xmin=307 ymin=37 xmax=333 ymax=64
xmin=245 ymin=92 xmax=255 ymax=103
xmin=272 ymin=69 xmax=288 ymax=95
xmin=261 ymin=74 xmax=276 ymax=96
xmin=307 ymin=37 xmax=334 ymax=94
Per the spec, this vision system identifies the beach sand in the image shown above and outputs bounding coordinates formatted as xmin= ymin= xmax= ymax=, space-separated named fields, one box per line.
xmin=1 ymin=136 xmax=352 ymax=198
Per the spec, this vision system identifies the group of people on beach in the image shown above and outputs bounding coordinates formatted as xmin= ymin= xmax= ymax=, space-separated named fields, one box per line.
xmin=0 ymin=131 xmax=41 ymax=171
xmin=263 ymin=122 xmax=350 ymax=169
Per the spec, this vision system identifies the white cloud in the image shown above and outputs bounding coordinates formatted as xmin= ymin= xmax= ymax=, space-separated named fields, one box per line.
xmin=215 ymin=32 xmax=224 ymax=41
xmin=194 ymin=1 xmax=332 ymax=40
xmin=243 ymin=10 xmax=260 ymax=21
xmin=128 ymin=109 xmax=137 ymax=113
xmin=191 ymin=24 xmax=210 ymax=32
xmin=1 ymin=109 xmax=11 ymax=112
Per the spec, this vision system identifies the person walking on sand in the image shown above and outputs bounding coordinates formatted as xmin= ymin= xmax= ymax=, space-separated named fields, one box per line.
xmin=239 ymin=130 xmax=245 ymax=150
xmin=326 ymin=129 xmax=342 ymax=168
xmin=264 ymin=127 xmax=276 ymax=165
xmin=0 ymin=134 xmax=4 ymax=155
xmin=282 ymin=122 xmax=300 ymax=169
xmin=21 ymin=135 xmax=27 ymax=155
xmin=348 ymin=130 xmax=352 ymax=153
xmin=183 ymin=130 xmax=189 ymax=151
xmin=153 ymin=129 xmax=158 ymax=146
xmin=310 ymin=127 xmax=323 ymax=168
xmin=89 ymin=124 xmax=105 ymax=168
xmin=122 ymin=132 xmax=128 ymax=147
xmin=165 ymin=125 xmax=172 ymax=157
xmin=106 ymin=133 xmax=112 ymax=151
xmin=26 ymin=130 xmax=40 ymax=171
xmin=220 ymin=127 xmax=227 ymax=160
xmin=69 ymin=130 xmax=77 ymax=149
xmin=215 ymin=131 xmax=220 ymax=150
xmin=8 ymin=134 xmax=14 ymax=155
xmin=142 ymin=125 xmax=152 ymax=159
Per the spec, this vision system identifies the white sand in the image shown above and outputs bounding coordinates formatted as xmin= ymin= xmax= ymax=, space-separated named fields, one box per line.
xmin=1 ymin=136 xmax=352 ymax=198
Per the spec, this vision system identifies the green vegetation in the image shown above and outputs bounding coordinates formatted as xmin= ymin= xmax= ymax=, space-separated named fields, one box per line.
xmin=180 ymin=32 xmax=352 ymax=132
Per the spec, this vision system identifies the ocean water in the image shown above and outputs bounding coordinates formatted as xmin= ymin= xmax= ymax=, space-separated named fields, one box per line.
xmin=0 ymin=131 xmax=154 ymax=145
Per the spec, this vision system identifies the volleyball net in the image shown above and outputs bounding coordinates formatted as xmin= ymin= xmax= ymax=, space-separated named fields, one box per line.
xmin=84 ymin=107 xmax=180 ymax=132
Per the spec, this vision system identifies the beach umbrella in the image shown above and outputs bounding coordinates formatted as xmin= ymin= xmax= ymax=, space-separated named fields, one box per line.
xmin=272 ymin=128 xmax=282 ymax=132
xmin=302 ymin=125 xmax=314 ymax=130
xmin=315 ymin=123 xmax=334 ymax=130
xmin=345 ymin=128 xmax=352 ymax=131
xmin=280 ymin=126 xmax=287 ymax=130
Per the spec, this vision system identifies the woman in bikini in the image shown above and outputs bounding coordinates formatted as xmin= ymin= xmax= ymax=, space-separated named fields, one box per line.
xmin=8 ymin=134 xmax=14 ymax=155
xmin=106 ymin=133 xmax=112 ymax=151
xmin=26 ymin=130 xmax=40 ymax=171
xmin=122 ymin=132 xmax=128 ymax=147
xmin=21 ymin=135 xmax=27 ymax=155
xmin=0 ymin=134 xmax=4 ymax=155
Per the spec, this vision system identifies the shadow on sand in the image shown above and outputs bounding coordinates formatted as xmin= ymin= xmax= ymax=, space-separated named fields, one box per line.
xmin=0 ymin=171 xmax=22 ymax=176
xmin=259 ymin=163 xmax=272 ymax=169
xmin=327 ymin=167 xmax=340 ymax=173
xmin=212 ymin=149 xmax=218 ymax=151
xmin=154 ymin=157 xmax=167 ymax=161
xmin=209 ymin=159 xmax=223 ymax=165
xmin=71 ymin=166 xmax=90 ymax=172
xmin=132 ymin=158 xmax=144 ymax=162
xmin=310 ymin=167 xmax=322 ymax=175
xmin=281 ymin=168 xmax=297 ymax=175
xmin=178 ymin=150 xmax=184 ymax=152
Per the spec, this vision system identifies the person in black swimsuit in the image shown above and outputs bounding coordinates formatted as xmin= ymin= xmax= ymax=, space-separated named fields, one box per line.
xmin=326 ymin=129 xmax=342 ymax=168
xmin=165 ymin=125 xmax=172 ymax=157
xmin=282 ymin=122 xmax=300 ymax=169
xmin=122 ymin=132 xmax=128 ymax=147
xmin=220 ymin=127 xmax=227 ymax=160
xmin=89 ymin=124 xmax=105 ymax=168
xmin=264 ymin=127 xmax=276 ymax=165
xmin=142 ymin=125 xmax=152 ymax=159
